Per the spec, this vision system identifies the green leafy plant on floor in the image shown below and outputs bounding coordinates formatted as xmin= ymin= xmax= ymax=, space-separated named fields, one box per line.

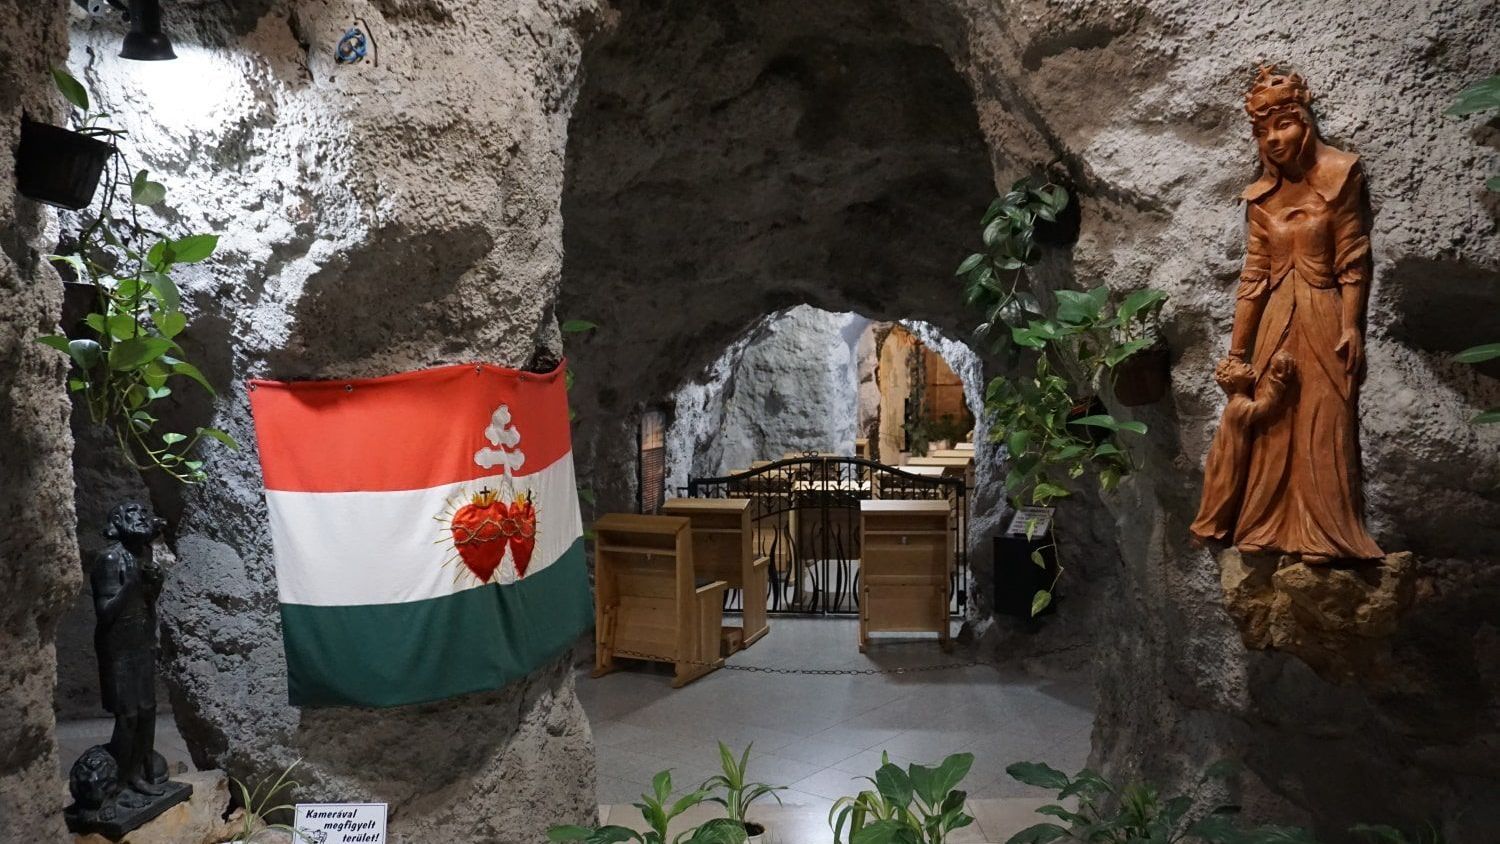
xmin=829 ymin=752 xmax=976 ymax=844
xmin=700 ymin=742 xmax=785 ymax=836
xmin=549 ymin=770 xmax=748 ymax=844
xmin=956 ymin=180 xmax=1168 ymax=615
xmin=1446 ymin=74 xmax=1500 ymax=425
xmin=227 ymin=760 xmax=307 ymax=843
xmin=35 ymin=69 xmax=236 ymax=483
xmin=1003 ymin=760 xmax=1317 ymax=844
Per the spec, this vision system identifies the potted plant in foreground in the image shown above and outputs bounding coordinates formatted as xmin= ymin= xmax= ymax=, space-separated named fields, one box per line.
xmin=701 ymin=742 xmax=785 ymax=843
xmin=829 ymin=752 xmax=976 ymax=844
xmin=549 ymin=770 xmax=748 ymax=844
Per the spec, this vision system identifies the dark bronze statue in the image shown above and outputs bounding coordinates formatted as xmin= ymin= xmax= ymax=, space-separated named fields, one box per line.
xmin=66 ymin=501 xmax=191 ymax=837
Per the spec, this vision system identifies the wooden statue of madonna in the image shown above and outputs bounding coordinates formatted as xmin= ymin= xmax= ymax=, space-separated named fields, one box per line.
xmin=1192 ymin=66 xmax=1383 ymax=563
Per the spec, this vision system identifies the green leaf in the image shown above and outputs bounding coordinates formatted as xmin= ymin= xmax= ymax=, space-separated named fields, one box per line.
xmin=1347 ymin=824 xmax=1408 ymax=844
xmin=1031 ymin=482 xmax=1069 ymax=503
xmin=109 ymin=337 xmax=172 ymax=370
xmin=157 ymin=310 xmax=187 ymax=339
xmin=1487 ymin=175 xmax=1500 ymax=193
xmin=196 ymin=427 xmax=239 ymax=449
xmin=1116 ymin=288 xmax=1168 ymax=324
xmin=168 ymin=234 xmax=219 ymax=264
xmin=68 ymin=338 xmax=102 ymax=369
xmin=1030 ymin=550 xmax=1047 ymax=569
xmin=162 ymin=432 xmax=187 ymax=445
xmin=145 ymin=272 xmax=180 ymax=311
xmin=1054 ymin=290 xmax=1101 ymax=325
xmin=1453 ymin=343 xmax=1500 ymax=364
xmin=1446 ymin=74 xmax=1500 ymax=116
xmin=52 ymin=68 xmax=88 ymax=111
xmin=873 ymin=763 xmax=913 ymax=809
xmin=36 ymin=334 xmax=71 ymax=354
xmin=1007 ymin=430 xmax=1031 ymax=457
xmin=1006 ymin=761 xmax=1070 ymax=791
xmin=172 ymin=360 xmax=215 ymax=395
xmin=1474 ymin=408 xmax=1500 ymax=424
xmin=1004 ymin=822 xmax=1069 ymax=844
xmin=955 ymin=253 xmax=985 ymax=276
xmin=562 ymin=319 xmax=599 ymax=334
xmin=131 ymin=170 xmax=167 ymax=206
xmin=47 ymin=253 xmax=87 ymax=277
xmin=1030 ymin=589 xmax=1053 ymax=616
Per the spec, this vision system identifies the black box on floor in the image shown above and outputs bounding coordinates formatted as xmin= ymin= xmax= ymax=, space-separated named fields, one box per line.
xmin=993 ymin=533 xmax=1058 ymax=619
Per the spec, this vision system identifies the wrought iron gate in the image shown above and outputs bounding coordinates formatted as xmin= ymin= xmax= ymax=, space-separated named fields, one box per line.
xmin=684 ymin=455 xmax=967 ymax=616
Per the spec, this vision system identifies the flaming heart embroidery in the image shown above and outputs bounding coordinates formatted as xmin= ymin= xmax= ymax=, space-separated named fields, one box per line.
xmin=438 ymin=402 xmax=541 ymax=584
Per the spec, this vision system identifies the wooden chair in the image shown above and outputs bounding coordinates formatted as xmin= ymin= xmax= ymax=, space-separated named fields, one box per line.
xmin=592 ymin=514 xmax=727 ymax=688
xmin=662 ymin=498 xmax=770 ymax=652
xmin=858 ymin=501 xmax=952 ymax=653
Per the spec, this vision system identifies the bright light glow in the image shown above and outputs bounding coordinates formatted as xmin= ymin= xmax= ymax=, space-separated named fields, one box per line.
xmin=118 ymin=45 xmax=250 ymax=137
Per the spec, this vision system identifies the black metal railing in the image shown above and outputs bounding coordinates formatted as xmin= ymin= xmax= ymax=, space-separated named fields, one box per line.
xmin=683 ymin=454 xmax=967 ymax=616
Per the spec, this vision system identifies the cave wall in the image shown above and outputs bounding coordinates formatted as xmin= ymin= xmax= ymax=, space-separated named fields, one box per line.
xmin=49 ymin=1 xmax=607 ymax=839
xmin=941 ymin=0 xmax=1500 ymax=836
xmin=563 ymin=0 xmax=1500 ymax=837
xmin=0 ymin=1 xmax=80 ymax=840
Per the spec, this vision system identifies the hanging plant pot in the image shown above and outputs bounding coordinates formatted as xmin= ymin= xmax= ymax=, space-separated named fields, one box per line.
xmin=61 ymin=281 xmax=100 ymax=340
xmin=1113 ymin=344 xmax=1171 ymax=406
xmin=15 ymin=117 xmax=114 ymax=210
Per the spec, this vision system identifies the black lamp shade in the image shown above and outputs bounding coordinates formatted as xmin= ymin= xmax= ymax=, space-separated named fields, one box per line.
xmin=119 ymin=0 xmax=176 ymax=61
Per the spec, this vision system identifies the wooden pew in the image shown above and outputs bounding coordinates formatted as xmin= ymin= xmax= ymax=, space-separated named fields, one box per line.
xmin=905 ymin=455 xmax=974 ymax=490
xmin=928 ymin=448 xmax=973 ymax=460
xmin=661 ymin=498 xmax=771 ymax=651
xmin=592 ymin=514 xmax=727 ymax=688
xmin=858 ymin=501 xmax=952 ymax=653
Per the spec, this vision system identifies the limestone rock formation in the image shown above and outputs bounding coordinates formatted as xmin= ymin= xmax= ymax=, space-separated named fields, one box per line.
xmin=1220 ymin=550 xmax=1419 ymax=684
xmin=73 ymin=770 xmax=240 ymax=844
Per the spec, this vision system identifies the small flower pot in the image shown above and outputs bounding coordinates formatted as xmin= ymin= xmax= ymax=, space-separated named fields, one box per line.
xmin=744 ymin=821 xmax=766 ymax=843
xmin=1112 ymin=345 xmax=1171 ymax=406
xmin=15 ymin=117 xmax=114 ymax=210
xmin=61 ymin=281 xmax=100 ymax=340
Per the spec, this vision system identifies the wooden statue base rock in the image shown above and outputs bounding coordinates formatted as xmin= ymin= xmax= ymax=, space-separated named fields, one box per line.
xmin=1218 ymin=548 xmax=1420 ymax=684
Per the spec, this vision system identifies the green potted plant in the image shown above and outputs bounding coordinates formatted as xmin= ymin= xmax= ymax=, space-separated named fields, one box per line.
xmin=1002 ymin=759 xmax=1317 ymax=844
xmin=956 ymin=181 xmax=1167 ymax=616
xmin=829 ymin=752 xmax=976 ymax=844
xmin=700 ymin=742 xmax=785 ymax=843
xmin=34 ymin=70 xmax=236 ymax=484
xmin=1446 ymin=74 xmax=1500 ymax=425
xmin=16 ymin=69 xmax=122 ymax=210
xmin=549 ymin=770 xmax=747 ymax=844
xmin=223 ymin=761 xmax=307 ymax=843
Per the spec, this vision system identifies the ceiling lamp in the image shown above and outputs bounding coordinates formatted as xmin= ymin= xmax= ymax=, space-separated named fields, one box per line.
xmin=119 ymin=0 xmax=176 ymax=61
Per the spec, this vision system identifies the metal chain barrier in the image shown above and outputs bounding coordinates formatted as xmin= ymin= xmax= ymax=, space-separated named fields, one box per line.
xmin=604 ymin=646 xmax=992 ymax=677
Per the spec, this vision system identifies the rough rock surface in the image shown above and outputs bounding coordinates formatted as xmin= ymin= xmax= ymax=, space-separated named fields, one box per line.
xmin=667 ymin=306 xmax=864 ymax=479
xmin=561 ymin=0 xmax=1500 ymax=838
xmin=51 ymin=1 xmax=605 ymax=839
xmin=73 ymin=769 xmax=240 ymax=844
xmin=0 ymin=1 xmax=81 ymax=840
xmin=1220 ymin=551 xmax=1420 ymax=684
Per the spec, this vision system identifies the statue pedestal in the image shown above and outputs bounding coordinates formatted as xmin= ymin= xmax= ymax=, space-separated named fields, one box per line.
xmin=67 ymin=780 xmax=193 ymax=840
xmin=71 ymin=769 xmax=248 ymax=844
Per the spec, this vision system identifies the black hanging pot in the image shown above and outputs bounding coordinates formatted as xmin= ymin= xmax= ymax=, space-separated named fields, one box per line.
xmin=993 ymin=533 xmax=1058 ymax=620
xmin=61 ymin=281 xmax=101 ymax=340
xmin=1112 ymin=344 xmax=1171 ymax=406
xmin=15 ymin=117 xmax=114 ymax=210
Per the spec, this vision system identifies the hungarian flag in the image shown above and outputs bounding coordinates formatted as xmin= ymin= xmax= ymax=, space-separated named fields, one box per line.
xmin=248 ymin=362 xmax=591 ymax=708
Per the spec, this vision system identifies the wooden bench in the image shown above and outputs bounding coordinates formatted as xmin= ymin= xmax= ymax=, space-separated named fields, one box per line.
xmin=592 ymin=514 xmax=727 ymax=688
xmin=661 ymin=498 xmax=771 ymax=651
xmin=858 ymin=500 xmax=952 ymax=653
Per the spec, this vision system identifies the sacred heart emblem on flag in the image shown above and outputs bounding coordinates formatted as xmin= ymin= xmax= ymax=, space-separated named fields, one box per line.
xmin=450 ymin=488 xmax=539 ymax=582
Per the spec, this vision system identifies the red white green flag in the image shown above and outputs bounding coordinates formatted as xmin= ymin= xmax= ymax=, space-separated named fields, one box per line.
xmin=248 ymin=362 xmax=591 ymax=708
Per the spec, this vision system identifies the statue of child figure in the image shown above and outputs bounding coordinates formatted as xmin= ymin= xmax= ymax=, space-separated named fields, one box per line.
xmin=1192 ymin=351 xmax=1296 ymax=544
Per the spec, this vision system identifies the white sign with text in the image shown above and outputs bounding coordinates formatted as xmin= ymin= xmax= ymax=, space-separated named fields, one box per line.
xmin=1005 ymin=506 xmax=1055 ymax=539
xmin=293 ymin=803 xmax=387 ymax=844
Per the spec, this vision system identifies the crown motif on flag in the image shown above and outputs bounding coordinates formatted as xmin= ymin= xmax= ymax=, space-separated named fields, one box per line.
xmin=1245 ymin=65 xmax=1312 ymax=120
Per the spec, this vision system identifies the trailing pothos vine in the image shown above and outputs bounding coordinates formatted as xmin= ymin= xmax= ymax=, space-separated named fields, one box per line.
xmin=1447 ymin=74 xmax=1500 ymax=424
xmin=957 ymin=178 xmax=1167 ymax=615
xmin=35 ymin=69 xmax=236 ymax=483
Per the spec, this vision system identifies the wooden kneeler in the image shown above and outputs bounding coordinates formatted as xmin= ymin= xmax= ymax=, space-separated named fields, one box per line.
xmin=662 ymin=498 xmax=770 ymax=652
xmin=858 ymin=500 xmax=953 ymax=653
xmin=592 ymin=514 xmax=727 ymax=688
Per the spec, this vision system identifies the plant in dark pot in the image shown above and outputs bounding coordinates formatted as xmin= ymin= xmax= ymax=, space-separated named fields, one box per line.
xmin=956 ymin=181 xmax=1167 ymax=616
xmin=34 ymin=70 xmax=237 ymax=484
xmin=16 ymin=70 xmax=122 ymax=210
xmin=701 ymin=742 xmax=785 ymax=843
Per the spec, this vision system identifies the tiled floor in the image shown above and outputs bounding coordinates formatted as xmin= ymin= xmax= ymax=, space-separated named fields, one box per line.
xmin=578 ymin=617 xmax=1094 ymax=841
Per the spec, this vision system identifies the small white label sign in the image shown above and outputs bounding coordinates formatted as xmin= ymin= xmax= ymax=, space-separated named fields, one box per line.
xmin=1005 ymin=506 xmax=1055 ymax=539
xmin=293 ymin=803 xmax=387 ymax=844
